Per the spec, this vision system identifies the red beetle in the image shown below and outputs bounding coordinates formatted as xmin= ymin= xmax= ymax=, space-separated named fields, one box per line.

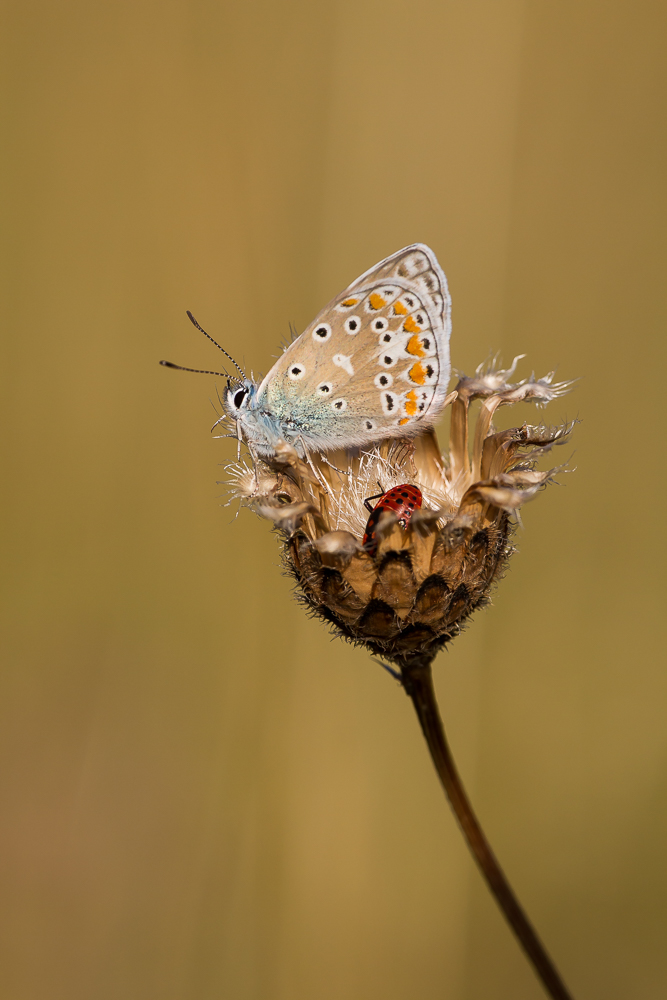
xmin=362 ymin=484 xmax=423 ymax=555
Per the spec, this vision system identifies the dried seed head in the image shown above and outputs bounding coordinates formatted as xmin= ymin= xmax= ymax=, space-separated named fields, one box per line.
xmin=225 ymin=361 xmax=574 ymax=671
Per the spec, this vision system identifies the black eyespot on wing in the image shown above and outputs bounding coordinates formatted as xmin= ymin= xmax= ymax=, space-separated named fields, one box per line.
xmin=422 ymin=338 xmax=431 ymax=350
xmin=379 ymin=375 xmax=389 ymax=386
xmin=426 ymin=364 xmax=434 ymax=377
xmin=385 ymin=394 xmax=394 ymax=411
xmin=366 ymin=420 xmax=373 ymax=430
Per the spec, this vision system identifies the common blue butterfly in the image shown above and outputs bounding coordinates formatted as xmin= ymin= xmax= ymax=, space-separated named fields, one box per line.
xmin=165 ymin=244 xmax=452 ymax=462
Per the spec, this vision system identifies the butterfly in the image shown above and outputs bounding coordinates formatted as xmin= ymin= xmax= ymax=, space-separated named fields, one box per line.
xmin=164 ymin=244 xmax=452 ymax=462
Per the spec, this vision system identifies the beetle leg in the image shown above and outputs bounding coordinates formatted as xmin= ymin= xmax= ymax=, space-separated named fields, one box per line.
xmin=363 ymin=492 xmax=386 ymax=514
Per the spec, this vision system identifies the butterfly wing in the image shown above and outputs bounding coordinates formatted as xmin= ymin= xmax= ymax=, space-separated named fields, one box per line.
xmin=256 ymin=244 xmax=452 ymax=451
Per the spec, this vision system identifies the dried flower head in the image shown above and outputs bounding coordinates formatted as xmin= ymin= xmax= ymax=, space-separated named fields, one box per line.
xmin=225 ymin=359 xmax=573 ymax=672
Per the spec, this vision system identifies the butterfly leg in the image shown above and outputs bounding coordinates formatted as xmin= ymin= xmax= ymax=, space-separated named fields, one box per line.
xmin=236 ymin=419 xmax=243 ymax=461
xmin=245 ymin=441 xmax=263 ymax=493
xmin=298 ymin=438 xmax=330 ymax=495
xmin=318 ymin=452 xmax=345 ymax=475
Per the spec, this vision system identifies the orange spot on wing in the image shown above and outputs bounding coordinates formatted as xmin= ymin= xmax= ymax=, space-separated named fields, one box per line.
xmin=408 ymin=361 xmax=426 ymax=385
xmin=398 ymin=417 xmax=409 ymax=425
xmin=342 ymin=297 xmax=358 ymax=307
xmin=406 ymin=334 xmax=426 ymax=357
xmin=392 ymin=300 xmax=408 ymax=315
xmin=368 ymin=292 xmax=386 ymax=310
xmin=404 ymin=390 xmax=418 ymax=417
xmin=403 ymin=315 xmax=421 ymax=334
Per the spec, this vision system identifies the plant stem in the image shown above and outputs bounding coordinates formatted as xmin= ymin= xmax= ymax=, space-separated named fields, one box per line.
xmin=401 ymin=658 xmax=575 ymax=1000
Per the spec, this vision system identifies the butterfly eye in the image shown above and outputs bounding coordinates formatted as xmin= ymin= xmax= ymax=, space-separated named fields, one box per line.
xmin=233 ymin=388 xmax=247 ymax=408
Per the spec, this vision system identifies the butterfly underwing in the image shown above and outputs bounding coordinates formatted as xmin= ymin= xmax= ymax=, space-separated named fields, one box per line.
xmin=223 ymin=243 xmax=452 ymax=460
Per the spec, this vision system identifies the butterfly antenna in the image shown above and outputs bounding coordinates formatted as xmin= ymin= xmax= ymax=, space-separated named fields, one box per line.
xmin=159 ymin=360 xmax=233 ymax=378
xmin=186 ymin=311 xmax=246 ymax=379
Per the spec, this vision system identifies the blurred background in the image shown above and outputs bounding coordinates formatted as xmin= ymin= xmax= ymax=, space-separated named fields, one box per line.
xmin=2 ymin=1 xmax=666 ymax=997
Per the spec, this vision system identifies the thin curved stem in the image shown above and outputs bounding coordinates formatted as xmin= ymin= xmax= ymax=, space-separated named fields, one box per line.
xmin=402 ymin=659 xmax=575 ymax=1000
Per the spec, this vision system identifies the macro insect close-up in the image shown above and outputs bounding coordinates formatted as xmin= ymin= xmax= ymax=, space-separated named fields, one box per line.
xmin=164 ymin=244 xmax=454 ymax=460
xmin=164 ymin=243 xmax=577 ymax=997
xmin=4 ymin=4 xmax=666 ymax=1000
xmin=362 ymin=485 xmax=423 ymax=556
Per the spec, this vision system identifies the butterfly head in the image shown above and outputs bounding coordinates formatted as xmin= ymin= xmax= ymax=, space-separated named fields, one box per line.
xmin=224 ymin=378 xmax=257 ymax=418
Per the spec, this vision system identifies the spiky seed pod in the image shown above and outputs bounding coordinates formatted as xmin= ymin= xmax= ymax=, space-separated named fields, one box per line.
xmin=225 ymin=360 xmax=573 ymax=671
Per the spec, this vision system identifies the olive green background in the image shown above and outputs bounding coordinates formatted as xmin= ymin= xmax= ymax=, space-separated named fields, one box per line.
xmin=2 ymin=2 xmax=666 ymax=998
